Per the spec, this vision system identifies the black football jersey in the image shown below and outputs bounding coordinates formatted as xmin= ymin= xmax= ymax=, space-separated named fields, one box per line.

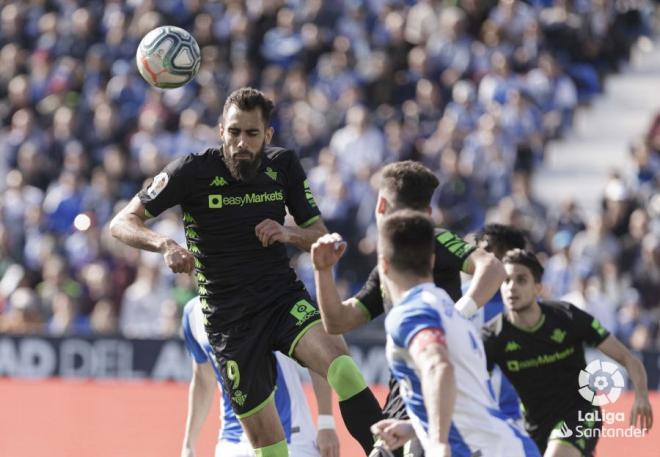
xmin=354 ymin=228 xmax=475 ymax=319
xmin=137 ymin=146 xmax=321 ymax=329
xmin=482 ymin=301 xmax=610 ymax=433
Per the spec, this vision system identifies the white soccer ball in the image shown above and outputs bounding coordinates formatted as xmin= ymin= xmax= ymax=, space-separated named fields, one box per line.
xmin=136 ymin=25 xmax=201 ymax=89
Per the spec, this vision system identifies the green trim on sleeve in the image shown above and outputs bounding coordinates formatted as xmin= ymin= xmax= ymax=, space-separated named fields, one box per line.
xmin=236 ymin=390 xmax=275 ymax=419
xmin=300 ymin=215 xmax=321 ymax=228
xmin=354 ymin=299 xmax=372 ymax=321
xmin=144 ymin=208 xmax=154 ymax=219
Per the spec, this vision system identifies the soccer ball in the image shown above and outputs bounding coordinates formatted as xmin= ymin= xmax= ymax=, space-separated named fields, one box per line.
xmin=136 ymin=26 xmax=201 ymax=89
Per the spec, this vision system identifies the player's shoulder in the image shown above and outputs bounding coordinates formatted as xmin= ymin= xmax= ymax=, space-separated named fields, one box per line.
xmin=169 ymin=147 xmax=220 ymax=173
xmin=264 ymin=145 xmax=297 ymax=164
xmin=481 ymin=313 xmax=505 ymax=340
xmin=433 ymin=227 xmax=475 ymax=258
xmin=539 ymin=300 xmax=578 ymax=320
xmin=182 ymin=296 xmax=202 ymax=327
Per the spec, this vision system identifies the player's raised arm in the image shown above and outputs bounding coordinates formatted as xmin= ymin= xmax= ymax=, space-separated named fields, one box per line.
xmin=457 ymin=247 xmax=506 ymax=318
xmin=597 ymin=335 xmax=654 ymax=430
xmin=110 ymin=197 xmax=194 ymax=274
xmin=409 ymin=327 xmax=455 ymax=456
xmin=181 ymin=361 xmax=216 ymax=457
xmin=309 ymin=369 xmax=340 ymax=457
xmin=311 ymin=233 xmax=371 ymax=334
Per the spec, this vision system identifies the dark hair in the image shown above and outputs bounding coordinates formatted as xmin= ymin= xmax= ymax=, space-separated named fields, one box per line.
xmin=380 ymin=161 xmax=439 ymax=210
xmin=379 ymin=209 xmax=435 ymax=277
xmin=502 ymin=249 xmax=544 ymax=283
xmin=475 ymin=224 xmax=527 ymax=259
xmin=223 ymin=87 xmax=274 ymax=124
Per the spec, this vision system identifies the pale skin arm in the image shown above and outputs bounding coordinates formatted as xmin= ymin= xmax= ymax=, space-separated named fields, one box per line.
xmin=597 ymin=335 xmax=654 ymax=430
xmin=411 ymin=332 xmax=454 ymax=454
xmin=461 ymin=247 xmax=506 ymax=308
xmin=255 ymin=218 xmax=328 ymax=252
xmin=309 ymin=370 xmax=340 ymax=457
xmin=371 ymin=330 xmax=454 ymax=456
xmin=181 ymin=362 xmax=216 ymax=457
xmin=311 ymin=233 xmax=370 ymax=334
xmin=109 ymin=197 xmax=195 ymax=274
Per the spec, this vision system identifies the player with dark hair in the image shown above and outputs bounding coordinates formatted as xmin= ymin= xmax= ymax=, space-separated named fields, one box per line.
xmin=475 ymin=223 xmax=528 ymax=260
xmin=483 ymin=249 xmax=654 ymax=457
xmin=311 ymin=160 xmax=506 ymax=456
xmin=369 ymin=210 xmax=539 ymax=456
xmin=110 ymin=87 xmax=383 ymax=457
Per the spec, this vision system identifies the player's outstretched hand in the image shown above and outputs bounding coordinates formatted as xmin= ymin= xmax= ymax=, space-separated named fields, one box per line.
xmin=161 ymin=239 xmax=195 ymax=274
xmin=630 ymin=393 xmax=654 ymax=430
xmin=311 ymin=233 xmax=347 ymax=271
xmin=316 ymin=428 xmax=340 ymax=457
xmin=370 ymin=419 xmax=415 ymax=451
xmin=255 ymin=219 xmax=290 ymax=247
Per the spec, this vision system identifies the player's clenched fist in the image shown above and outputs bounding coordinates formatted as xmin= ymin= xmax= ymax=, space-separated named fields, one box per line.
xmin=255 ymin=218 xmax=290 ymax=247
xmin=161 ymin=239 xmax=195 ymax=274
xmin=311 ymin=233 xmax=347 ymax=271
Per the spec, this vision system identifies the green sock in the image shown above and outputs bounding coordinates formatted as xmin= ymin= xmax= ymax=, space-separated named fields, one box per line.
xmin=327 ymin=354 xmax=368 ymax=401
xmin=254 ymin=439 xmax=288 ymax=457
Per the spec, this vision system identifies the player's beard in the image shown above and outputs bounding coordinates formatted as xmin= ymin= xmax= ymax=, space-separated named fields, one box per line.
xmin=223 ymin=142 xmax=264 ymax=182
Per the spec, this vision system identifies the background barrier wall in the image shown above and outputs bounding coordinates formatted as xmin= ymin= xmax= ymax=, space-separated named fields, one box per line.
xmin=0 ymin=380 xmax=657 ymax=457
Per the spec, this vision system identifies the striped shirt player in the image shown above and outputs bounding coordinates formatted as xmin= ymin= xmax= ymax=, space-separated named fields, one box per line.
xmin=468 ymin=286 xmax=523 ymax=423
xmin=385 ymin=284 xmax=540 ymax=457
xmin=182 ymin=297 xmax=319 ymax=457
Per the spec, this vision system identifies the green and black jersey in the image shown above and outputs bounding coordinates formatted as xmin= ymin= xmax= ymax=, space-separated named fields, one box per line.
xmin=354 ymin=228 xmax=475 ymax=319
xmin=482 ymin=301 xmax=610 ymax=436
xmin=137 ymin=146 xmax=321 ymax=329
xmin=354 ymin=228 xmax=474 ymax=423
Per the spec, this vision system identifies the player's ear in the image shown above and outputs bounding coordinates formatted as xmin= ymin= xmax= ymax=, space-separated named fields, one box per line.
xmin=376 ymin=195 xmax=388 ymax=216
xmin=429 ymin=252 xmax=435 ymax=270
xmin=218 ymin=123 xmax=224 ymax=138
xmin=265 ymin=126 xmax=274 ymax=144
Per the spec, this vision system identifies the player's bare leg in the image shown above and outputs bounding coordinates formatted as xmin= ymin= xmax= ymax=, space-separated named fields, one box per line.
xmin=293 ymin=323 xmax=383 ymax=455
xmin=238 ymin=399 xmax=288 ymax=456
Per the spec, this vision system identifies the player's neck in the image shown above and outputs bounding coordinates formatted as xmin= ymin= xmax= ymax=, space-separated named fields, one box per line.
xmin=507 ymin=300 xmax=542 ymax=330
xmin=386 ymin=272 xmax=433 ymax=305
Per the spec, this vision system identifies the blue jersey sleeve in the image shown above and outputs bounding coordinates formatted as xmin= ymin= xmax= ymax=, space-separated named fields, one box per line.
xmin=386 ymin=304 xmax=444 ymax=349
xmin=182 ymin=306 xmax=208 ymax=364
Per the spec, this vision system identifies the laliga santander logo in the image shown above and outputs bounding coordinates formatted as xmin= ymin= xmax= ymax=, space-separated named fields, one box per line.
xmin=578 ymin=359 xmax=625 ymax=406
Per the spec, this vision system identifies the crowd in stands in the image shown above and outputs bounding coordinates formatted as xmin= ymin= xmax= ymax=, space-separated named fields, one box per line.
xmin=0 ymin=0 xmax=657 ymax=352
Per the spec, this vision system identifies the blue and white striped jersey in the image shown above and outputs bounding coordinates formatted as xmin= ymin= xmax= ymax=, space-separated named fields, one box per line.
xmin=385 ymin=283 xmax=539 ymax=457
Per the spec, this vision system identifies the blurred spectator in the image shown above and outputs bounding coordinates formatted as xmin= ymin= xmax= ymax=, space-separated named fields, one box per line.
xmin=0 ymin=287 xmax=44 ymax=334
xmin=0 ymin=0 xmax=654 ymax=347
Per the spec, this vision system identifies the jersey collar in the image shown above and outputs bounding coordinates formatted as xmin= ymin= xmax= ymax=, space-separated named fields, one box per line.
xmin=397 ymin=282 xmax=436 ymax=307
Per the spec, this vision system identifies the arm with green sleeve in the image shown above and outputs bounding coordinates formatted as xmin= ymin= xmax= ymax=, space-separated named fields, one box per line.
xmin=311 ymin=233 xmax=373 ymax=334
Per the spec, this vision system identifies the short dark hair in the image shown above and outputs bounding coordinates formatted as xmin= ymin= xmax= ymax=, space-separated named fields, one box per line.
xmin=380 ymin=161 xmax=439 ymax=210
xmin=379 ymin=209 xmax=435 ymax=277
xmin=502 ymin=249 xmax=544 ymax=283
xmin=223 ymin=87 xmax=274 ymax=124
xmin=475 ymin=224 xmax=527 ymax=259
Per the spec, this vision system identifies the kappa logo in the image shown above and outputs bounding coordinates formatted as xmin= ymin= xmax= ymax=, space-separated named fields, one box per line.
xmin=550 ymin=328 xmax=567 ymax=344
xmin=210 ymin=176 xmax=228 ymax=187
xmin=505 ymin=341 xmax=521 ymax=352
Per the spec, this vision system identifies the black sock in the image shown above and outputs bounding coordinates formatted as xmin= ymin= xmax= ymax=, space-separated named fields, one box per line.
xmin=339 ymin=387 xmax=384 ymax=455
